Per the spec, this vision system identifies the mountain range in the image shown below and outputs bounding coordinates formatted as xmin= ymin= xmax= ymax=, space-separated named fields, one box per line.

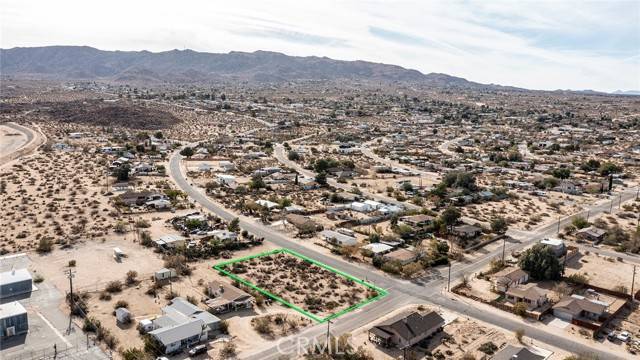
xmin=0 ymin=46 xmax=509 ymax=90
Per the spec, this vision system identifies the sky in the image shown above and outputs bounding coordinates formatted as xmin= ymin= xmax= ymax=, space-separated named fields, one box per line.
xmin=1 ymin=0 xmax=639 ymax=92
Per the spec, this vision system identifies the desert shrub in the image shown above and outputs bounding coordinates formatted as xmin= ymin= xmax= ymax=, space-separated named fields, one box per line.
xmin=513 ymin=302 xmax=528 ymax=317
xmin=33 ymin=274 xmax=44 ymax=283
xmin=36 ymin=237 xmax=54 ymax=253
xmin=253 ymin=317 xmax=273 ymax=335
xmin=220 ymin=341 xmax=236 ymax=359
xmin=121 ymin=347 xmax=147 ymax=360
xmin=114 ymin=300 xmax=129 ymax=309
xmin=68 ymin=260 xmax=76 ymax=267
xmin=126 ymin=270 xmax=138 ymax=285
xmin=105 ymin=280 xmax=123 ymax=293
xmin=478 ymin=342 xmax=498 ymax=355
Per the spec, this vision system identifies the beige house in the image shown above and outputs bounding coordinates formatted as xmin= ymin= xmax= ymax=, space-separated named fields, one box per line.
xmin=505 ymin=283 xmax=549 ymax=310
xmin=492 ymin=267 xmax=529 ymax=293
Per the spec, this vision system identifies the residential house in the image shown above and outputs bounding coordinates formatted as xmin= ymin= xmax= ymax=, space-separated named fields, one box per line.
xmin=493 ymin=345 xmax=545 ymax=360
xmin=539 ymin=238 xmax=566 ymax=257
xmin=382 ymin=248 xmax=418 ymax=266
xmin=451 ymin=224 xmax=482 ymax=239
xmin=491 ymin=268 xmax=529 ymax=293
xmin=553 ymin=295 xmax=607 ymax=322
xmin=285 ymin=214 xmax=323 ymax=233
xmin=368 ymin=311 xmax=445 ymax=348
xmin=575 ymin=226 xmax=607 ymax=243
xmin=400 ymin=215 xmax=435 ymax=229
xmin=154 ymin=234 xmax=187 ymax=249
xmin=362 ymin=243 xmax=394 ymax=257
xmin=320 ymin=230 xmax=358 ymax=247
xmin=205 ymin=281 xmax=254 ymax=314
xmin=148 ymin=297 xmax=221 ymax=354
xmin=505 ymin=283 xmax=549 ymax=310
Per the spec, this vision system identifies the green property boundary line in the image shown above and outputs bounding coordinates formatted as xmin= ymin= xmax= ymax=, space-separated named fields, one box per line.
xmin=213 ymin=248 xmax=388 ymax=323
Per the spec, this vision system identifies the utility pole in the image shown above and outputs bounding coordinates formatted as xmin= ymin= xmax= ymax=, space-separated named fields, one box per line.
xmin=619 ymin=195 xmax=622 ymax=209
xmin=447 ymin=262 xmax=452 ymax=291
xmin=325 ymin=320 xmax=333 ymax=352
xmin=66 ymin=269 xmax=76 ymax=334
xmin=586 ymin=209 xmax=590 ymax=222
xmin=632 ymin=265 xmax=637 ymax=301
xmin=610 ymin=199 xmax=614 ymax=213
xmin=501 ymin=236 xmax=506 ymax=264
xmin=557 ymin=216 xmax=561 ymax=234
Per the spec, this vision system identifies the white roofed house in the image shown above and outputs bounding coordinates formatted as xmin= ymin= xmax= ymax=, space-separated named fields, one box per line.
xmin=147 ymin=297 xmax=221 ymax=354
xmin=153 ymin=234 xmax=186 ymax=249
xmin=320 ymin=230 xmax=358 ymax=247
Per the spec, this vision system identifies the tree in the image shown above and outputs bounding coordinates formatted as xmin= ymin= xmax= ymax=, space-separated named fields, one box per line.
xmin=179 ymin=147 xmax=194 ymax=158
xmin=514 ymin=328 xmax=525 ymax=343
xmin=113 ymin=164 xmax=130 ymax=182
xmin=315 ymin=171 xmax=327 ymax=186
xmin=440 ymin=206 xmax=461 ymax=230
xmin=552 ymin=167 xmax=571 ymax=179
xmin=249 ymin=175 xmax=266 ymax=190
xmin=513 ymin=302 xmax=528 ymax=317
xmin=490 ymin=217 xmax=508 ymax=234
xmin=571 ymin=216 xmax=589 ymax=229
xmin=227 ymin=217 xmax=240 ymax=232
xmin=518 ymin=244 xmax=561 ymax=280
xmin=598 ymin=162 xmax=621 ymax=176
xmin=287 ymin=151 xmax=300 ymax=161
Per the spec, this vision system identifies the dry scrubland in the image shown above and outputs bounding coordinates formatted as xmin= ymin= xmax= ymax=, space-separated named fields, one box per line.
xmin=0 ymin=145 xmax=116 ymax=253
xmin=226 ymin=252 xmax=379 ymax=318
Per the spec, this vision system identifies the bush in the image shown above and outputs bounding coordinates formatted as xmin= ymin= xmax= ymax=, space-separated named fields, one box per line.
xmin=121 ymin=347 xmax=146 ymax=360
xmin=381 ymin=261 xmax=402 ymax=274
xmin=515 ymin=328 xmax=525 ymax=343
xmin=513 ymin=302 xmax=528 ymax=317
xmin=105 ymin=280 xmax=123 ymax=293
xmin=567 ymin=273 xmax=589 ymax=285
xmin=220 ymin=341 xmax=236 ymax=359
xmin=114 ymin=300 xmax=129 ymax=309
xmin=99 ymin=292 xmax=112 ymax=301
xmin=36 ymin=237 xmax=54 ymax=253
xmin=478 ymin=342 xmax=498 ymax=355
xmin=126 ymin=270 xmax=138 ymax=285
xmin=33 ymin=274 xmax=44 ymax=283
xmin=68 ymin=260 xmax=76 ymax=267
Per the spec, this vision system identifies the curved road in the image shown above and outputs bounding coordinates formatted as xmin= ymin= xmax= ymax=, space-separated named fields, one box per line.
xmin=0 ymin=122 xmax=44 ymax=167
xmin=169 ymin=148 xmax=634 ymax=359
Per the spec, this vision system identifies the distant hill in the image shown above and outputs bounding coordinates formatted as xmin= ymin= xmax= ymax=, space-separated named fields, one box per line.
xmin=0 ymin=46 xmax=509 ymax=89
xmin=612 ymin=90 xmax=640 ymax=96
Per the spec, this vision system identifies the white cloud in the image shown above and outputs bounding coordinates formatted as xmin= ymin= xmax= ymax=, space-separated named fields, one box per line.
xmin=1 ymin=0 xmax=638 ymax=91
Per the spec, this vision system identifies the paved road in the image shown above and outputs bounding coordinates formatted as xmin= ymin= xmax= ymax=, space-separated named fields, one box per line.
xmin=169 ymin=149 xmax=634 ymax=359
xmin=0 ymin=122 xmax=43 ymax=167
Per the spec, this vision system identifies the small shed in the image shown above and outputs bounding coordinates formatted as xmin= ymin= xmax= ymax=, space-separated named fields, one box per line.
xmin=113 ymin=247 xmax=125 ymax=260
xmin=0 ymin=301 xmax=29 ymax=338
xmin=115 ymin=307 xmax=131 ymax=324
xmin=0 ymin=269 xmax=33 ymax=299
xmin=138 ymin=318 xmax=154 ymax=333
xmin=155 ymin=268 xmax=177 ymax=281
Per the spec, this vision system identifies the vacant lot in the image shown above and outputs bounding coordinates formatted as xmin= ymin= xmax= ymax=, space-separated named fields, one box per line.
xmin=220 ymin=250 xmax=383 ymax=320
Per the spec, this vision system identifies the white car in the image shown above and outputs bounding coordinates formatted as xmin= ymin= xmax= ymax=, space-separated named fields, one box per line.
xmin=617 ymin=331 xmax=631 ymax=342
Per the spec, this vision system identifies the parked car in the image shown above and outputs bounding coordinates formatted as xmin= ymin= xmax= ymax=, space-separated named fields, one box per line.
xmin=607 ymin=331 xmax=617 ymax=341
xmin=187 ymin=344 xmax=208 ymax=356
xmin=617 ymin=331 xmax=631 ymax=342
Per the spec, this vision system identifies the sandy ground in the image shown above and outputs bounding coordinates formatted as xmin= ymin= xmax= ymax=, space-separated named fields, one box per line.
xmin=0 ymin=124 xmax=28 ymax=159
xmin=564 ymin=251 xmax=637 ymax=292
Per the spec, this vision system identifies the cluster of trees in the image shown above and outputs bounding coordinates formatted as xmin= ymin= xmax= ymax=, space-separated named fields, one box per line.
xmin=518 ymin=244 xmax=561 ymax=281
xmin=580 ymin=159 xmax=622 ymax=176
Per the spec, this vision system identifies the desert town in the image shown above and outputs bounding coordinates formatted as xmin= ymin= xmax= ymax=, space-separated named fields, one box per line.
xmin=0 ymin=75 xmax=639 ymax=360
